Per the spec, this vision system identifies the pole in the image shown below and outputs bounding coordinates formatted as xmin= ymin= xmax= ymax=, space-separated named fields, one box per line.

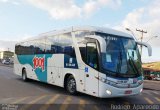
xmin=136 ymin=29 xmax=147 ymax=55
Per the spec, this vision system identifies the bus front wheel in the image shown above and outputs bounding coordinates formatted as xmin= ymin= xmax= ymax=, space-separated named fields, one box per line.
xmin=22 ymin=69 xmax=28 ymax=81
xmin=66 ymin=75 xmax=77 ymax=95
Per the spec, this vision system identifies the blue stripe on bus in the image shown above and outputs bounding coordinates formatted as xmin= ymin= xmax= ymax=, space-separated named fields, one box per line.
xmin=17 ymin=54 xmax=52 ymax=82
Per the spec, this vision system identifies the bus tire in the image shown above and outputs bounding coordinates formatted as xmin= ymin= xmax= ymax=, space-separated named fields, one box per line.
xmin=66 ymin=75 xmax=77 ymax=95
xmin=22 ymin=69 xmax=28 ymax=81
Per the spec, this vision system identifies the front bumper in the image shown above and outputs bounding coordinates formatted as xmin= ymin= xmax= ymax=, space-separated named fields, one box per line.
xmin=98 ymin=81 xmax=143 ymax=98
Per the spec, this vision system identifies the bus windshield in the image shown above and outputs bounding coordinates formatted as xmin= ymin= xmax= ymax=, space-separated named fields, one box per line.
xmin=98 ymin=33 xmax=142 ymax=78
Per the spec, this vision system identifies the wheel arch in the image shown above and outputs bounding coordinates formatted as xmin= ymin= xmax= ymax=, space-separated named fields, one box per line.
xmin=63 ymin=73 xmax=76 ymax=89
xmin=22 ymin=67 xmax=26 ymax=75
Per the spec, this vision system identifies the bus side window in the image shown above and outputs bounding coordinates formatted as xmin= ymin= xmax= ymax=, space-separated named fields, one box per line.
xmin=86 ymin=42 xmax=98 ymax=70
xmin=79 ymin=46 xmax=86 ymax=63
xmin=64 ymin=46 xmax=76 ymax=58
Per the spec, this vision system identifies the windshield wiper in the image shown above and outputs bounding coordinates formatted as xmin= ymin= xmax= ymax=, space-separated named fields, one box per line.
xmin=127 ymin=53 xmax=140 ymax=76
xmin=116 ymin=51 xmax=122 ymax=73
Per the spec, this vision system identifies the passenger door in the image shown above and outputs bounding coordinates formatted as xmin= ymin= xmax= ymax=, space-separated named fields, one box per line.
xmin=85 ymin=41 xmax=99 ymax=96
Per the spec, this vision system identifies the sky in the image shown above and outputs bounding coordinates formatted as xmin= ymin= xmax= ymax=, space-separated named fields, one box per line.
xmin=0 ymin=0 xmax=160 ymax=63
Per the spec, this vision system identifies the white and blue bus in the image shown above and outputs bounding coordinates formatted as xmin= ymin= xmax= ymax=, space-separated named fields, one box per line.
xmin=14 ymin=26 xmax=152 ymax=98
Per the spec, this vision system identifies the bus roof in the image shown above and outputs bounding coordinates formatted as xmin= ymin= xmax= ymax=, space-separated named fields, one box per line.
xmin=17 ymin=26 xmax=133 ymax=43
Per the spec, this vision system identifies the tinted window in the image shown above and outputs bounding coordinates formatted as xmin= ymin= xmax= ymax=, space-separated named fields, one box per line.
xmin=15 ymin=39 xmax=46 ymax=55
xmin=64 ymin=46 xmax=76 ymax=58
xmin=15 ymin=42 xmax=34 ymax=55
xmin=33 ymin=39 xmax=46 ymax=54
xmin=45 ymin=33 xmax=76 ymax=57
xmin=86 ymin=43 xmax=98 ymax=69
xmin=15 ymin=33 xmax=76 ymax=57
xmin=15 ymin=45 xmax=22 ymax=55
xmin=79 ymin=44 xmax=86 ymax=63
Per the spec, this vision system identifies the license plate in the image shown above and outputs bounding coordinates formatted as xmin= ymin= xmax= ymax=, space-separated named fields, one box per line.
xmin=125 ymin=90 xmax=132 ymax=94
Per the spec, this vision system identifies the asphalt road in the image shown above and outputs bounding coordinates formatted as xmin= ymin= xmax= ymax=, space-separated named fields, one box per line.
xmin=0 ymin=65 xmax=159 ymax=110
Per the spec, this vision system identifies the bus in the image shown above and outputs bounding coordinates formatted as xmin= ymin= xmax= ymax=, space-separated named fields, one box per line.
xmin=14 ymin=26 xmax=152 ymax=98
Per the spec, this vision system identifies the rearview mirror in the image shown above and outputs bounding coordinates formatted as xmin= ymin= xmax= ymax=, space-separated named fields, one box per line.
xmin=136 ymin=41 xmax=152 ymax=56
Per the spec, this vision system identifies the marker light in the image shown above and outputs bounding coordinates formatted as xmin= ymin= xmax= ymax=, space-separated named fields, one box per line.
xmin=140 ymin=88 xmax=143 ymax=93
xmin=106 ymin=90 xmax=112 ymax=95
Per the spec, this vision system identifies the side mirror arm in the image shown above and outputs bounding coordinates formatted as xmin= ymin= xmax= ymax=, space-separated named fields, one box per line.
xmin=136 ymin=41 xmax=152 ymax=56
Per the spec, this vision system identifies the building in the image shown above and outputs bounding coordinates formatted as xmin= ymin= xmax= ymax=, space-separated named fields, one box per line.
xmin=143 ymin=62 xmax=160 ymax=71
xmin=0 ymin=51 xmax=14 ymax=60
xmin=142 ymin=62 xmax=160 ymax=80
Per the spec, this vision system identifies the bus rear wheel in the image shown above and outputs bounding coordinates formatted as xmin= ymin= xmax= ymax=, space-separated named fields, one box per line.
xmin=66 ymin=75 xmax=77 ymax=95
xmin=22 ymin=69 xmax=28 ymax=81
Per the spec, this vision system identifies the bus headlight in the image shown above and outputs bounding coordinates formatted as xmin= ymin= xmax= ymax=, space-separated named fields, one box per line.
xmin=106 ymin=90 xmax=112 ymax=95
